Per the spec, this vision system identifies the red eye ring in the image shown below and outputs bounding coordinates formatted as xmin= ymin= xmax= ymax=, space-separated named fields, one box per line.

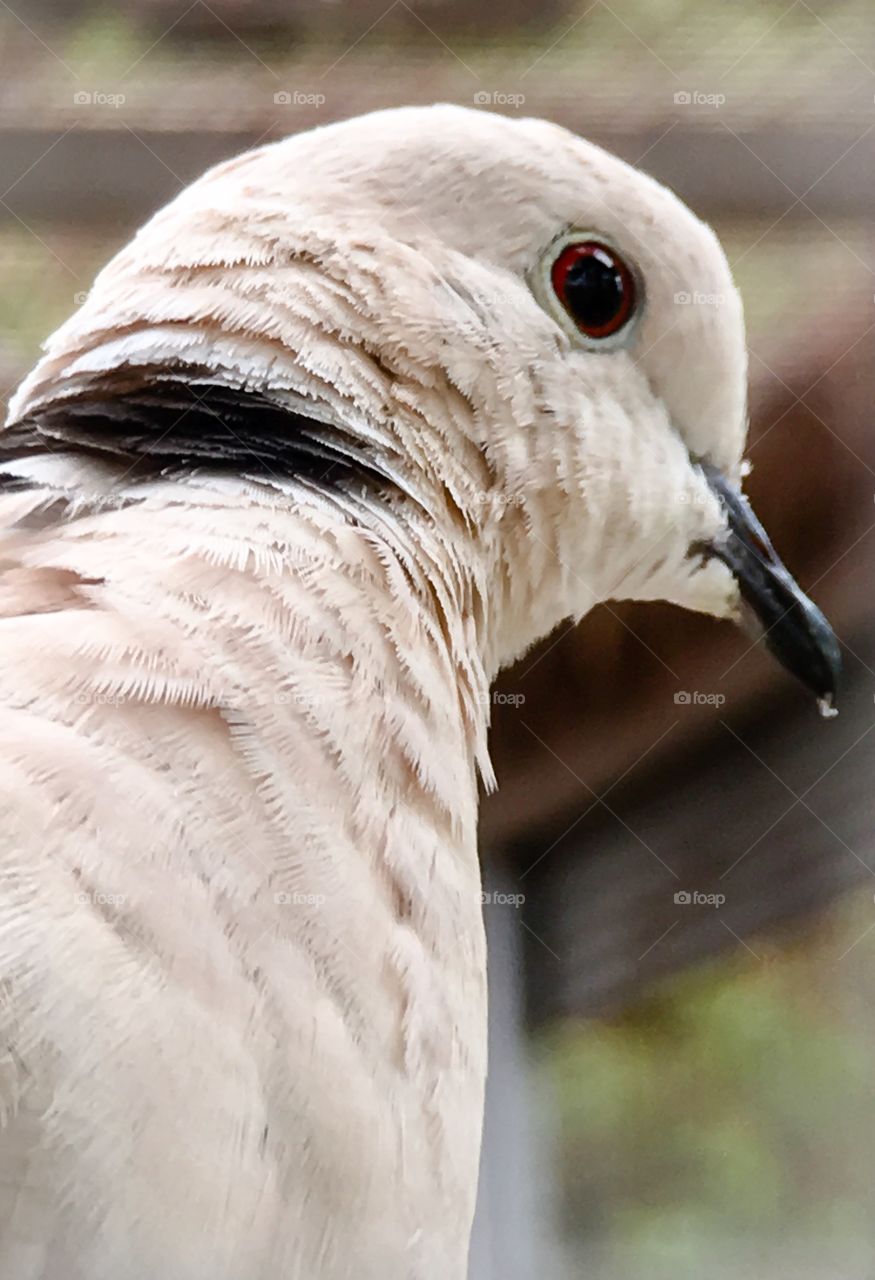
xmin=550 ymin=240 xmax=636 ymax=340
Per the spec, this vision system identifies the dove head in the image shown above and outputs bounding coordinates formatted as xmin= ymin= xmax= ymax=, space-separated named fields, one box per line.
xmin=4 ymin=104 xmax=839 ymax=703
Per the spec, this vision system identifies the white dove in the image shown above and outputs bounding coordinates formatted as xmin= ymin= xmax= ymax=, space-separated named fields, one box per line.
xmin=0 ymin=105 xmax=839 ymax=1279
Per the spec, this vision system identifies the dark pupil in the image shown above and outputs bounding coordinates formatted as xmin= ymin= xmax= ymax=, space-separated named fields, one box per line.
xmin=564 ymin=252 xmax=625 ymax=329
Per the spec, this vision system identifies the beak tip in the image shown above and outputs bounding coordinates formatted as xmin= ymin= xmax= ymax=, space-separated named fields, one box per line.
xmin=762 ymin=596 xmax=842 ymax=714
xmin=700 ymin=465 xmax=842 ymax=719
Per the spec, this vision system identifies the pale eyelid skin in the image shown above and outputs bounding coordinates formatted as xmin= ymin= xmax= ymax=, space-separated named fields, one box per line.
xmin=528 ymin=227 xmax=645 ymax=351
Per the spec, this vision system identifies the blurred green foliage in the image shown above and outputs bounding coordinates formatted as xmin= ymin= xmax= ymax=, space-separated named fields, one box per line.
xmin=541 ymin=890 xmax=875 ymax=1277
xmin=0 ymin=230 xmax=109 ymax=392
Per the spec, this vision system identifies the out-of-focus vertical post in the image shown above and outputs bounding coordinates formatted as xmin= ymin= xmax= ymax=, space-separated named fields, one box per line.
xmin=468 ymin=864 xmax=562 ymax=1279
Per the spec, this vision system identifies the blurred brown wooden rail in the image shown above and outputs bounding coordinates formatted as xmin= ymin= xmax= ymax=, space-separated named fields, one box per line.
xmin=0 ymin=125 xmax=872 ymax=225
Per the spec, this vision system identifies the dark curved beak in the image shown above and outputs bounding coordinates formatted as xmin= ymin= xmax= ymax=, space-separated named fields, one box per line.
xmin=700 ymin=465 xmax=841 ymax=716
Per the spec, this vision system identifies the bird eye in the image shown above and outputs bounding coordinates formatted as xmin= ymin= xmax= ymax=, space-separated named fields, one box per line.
xmin=550 ymin=240 xmax=636 ymax=341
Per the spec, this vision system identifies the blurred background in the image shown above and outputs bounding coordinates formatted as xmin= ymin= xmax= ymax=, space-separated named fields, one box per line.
xmin=0 ymin=1 xmax=873 ymax=1276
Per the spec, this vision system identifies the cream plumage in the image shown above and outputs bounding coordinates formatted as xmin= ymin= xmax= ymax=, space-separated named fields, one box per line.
xmin=0 ymin=104 xmax=838 ymax=1278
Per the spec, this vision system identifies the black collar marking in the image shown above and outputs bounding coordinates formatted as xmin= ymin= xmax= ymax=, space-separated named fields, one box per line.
xmin=0 ymin=376 xmax=393 ymax=491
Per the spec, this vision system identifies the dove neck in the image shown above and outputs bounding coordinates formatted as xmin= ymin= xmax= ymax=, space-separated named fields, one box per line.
xmin=280 ymin=480 xmax=499 ymax=797
xmin=136 ymin=476 xmax=497 ymax=811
